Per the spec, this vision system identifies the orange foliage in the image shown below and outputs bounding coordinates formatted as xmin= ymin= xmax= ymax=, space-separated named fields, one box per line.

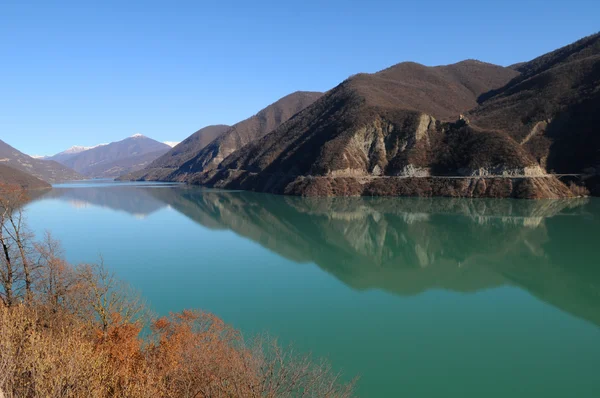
xmin=0 ymin=185 xmax=356 ymax=397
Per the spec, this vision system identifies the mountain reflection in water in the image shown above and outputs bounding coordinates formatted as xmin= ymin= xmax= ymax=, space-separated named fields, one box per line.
xmin=37 ymin=185 xmax=600 ymax=329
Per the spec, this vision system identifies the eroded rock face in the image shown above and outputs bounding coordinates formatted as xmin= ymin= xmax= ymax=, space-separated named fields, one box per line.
xmin=457 ymin=165 xmax=547 ymax=177
xmin=397 ymin=165 xmax=431 ymax=177
xmin=195 ymin=169 xmax=574 ymax=199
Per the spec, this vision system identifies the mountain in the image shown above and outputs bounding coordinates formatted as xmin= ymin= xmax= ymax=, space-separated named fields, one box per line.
xmin=194 ymin=34 xmax=599 ymax=198
xmin=47 ymin=144 xmax=107 ymax=164
xmin=118 ymin=125 xmax=230 ymax=181
xmin=194 ymin=61 xmax=544 ymax=196
xmin=0 ymin=164 xmax=51 ymax=190
xmin=167 ymin=91 xmax=323 ymax=180
xmin=57 ymin=135 xmax=171 ymax=178
xmin=0 ymin=139 xmax=83 ymax=183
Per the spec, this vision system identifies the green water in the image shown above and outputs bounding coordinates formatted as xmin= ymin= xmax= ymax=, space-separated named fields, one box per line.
xmin=26 ymin=182 xmax=600 ymax=397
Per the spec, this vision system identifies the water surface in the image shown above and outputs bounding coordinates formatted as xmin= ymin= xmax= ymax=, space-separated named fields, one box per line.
xmin=26 ymin=182 xmax=600 ymax=397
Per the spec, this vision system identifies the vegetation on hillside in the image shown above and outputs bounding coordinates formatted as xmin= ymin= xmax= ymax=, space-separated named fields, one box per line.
xmin=0 ymin=164 xmax=51 ymax=191
xmin=0 ymin=184 xmax=356 ymax=398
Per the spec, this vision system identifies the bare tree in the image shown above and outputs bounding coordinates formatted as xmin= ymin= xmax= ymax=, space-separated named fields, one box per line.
xmin=34 ymin=232 xmax=78 ymax=313
xmin=75 ymin=259 xmax=146 ymax=334
xmin=252 ymin=336 xmax=357 ymax=398
xmin=0 ymin=184 xmax=29 ymax=306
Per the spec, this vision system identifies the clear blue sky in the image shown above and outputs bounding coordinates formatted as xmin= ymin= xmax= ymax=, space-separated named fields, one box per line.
xmin=1 ymin=0 xmax=598 ymax=155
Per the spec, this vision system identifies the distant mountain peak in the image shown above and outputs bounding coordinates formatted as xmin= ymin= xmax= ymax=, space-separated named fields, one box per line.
xmin=53 ymin=134 xmax=171 ymax=178
xmin=163 ymin=141 xmax=180 ymax=148
xmin=63 ymin=145 xmax=94 ymax=154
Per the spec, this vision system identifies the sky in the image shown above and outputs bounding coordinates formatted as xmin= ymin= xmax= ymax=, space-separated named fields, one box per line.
xmin=1 ymin=0 xmax=598 ymax=156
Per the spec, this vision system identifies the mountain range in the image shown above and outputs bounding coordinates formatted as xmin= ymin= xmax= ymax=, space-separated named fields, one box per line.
xmin=4 ymin=32 xmax=599 ymax=198
xmin=119 ymin=91 xmax=323 ymax=181
xmin=120 ymin=32 xmax=600 ymax=199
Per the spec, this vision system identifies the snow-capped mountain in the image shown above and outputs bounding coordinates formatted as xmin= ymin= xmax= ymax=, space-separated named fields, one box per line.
xmin=46 ymin=144 xmax=108 ymax=163
xmin=51 ymin=135 xmax=170 ymax=178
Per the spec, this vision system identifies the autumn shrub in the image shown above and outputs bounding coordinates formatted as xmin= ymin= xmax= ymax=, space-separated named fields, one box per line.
xmin=0 ymin=184 xmax=356 ymax=398
xmin=568 ymin=181 xmax=590 ymax=197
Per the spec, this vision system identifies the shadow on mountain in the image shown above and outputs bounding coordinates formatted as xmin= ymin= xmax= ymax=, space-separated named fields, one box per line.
xmin=146 ymin=188 xmax=600 ymax=327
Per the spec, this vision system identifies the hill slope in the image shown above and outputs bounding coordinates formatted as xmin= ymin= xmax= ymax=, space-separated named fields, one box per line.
xmin=58 ymin=135 xmax=171 ymax=178
xmin=0 ymin=139 xmax=82 ymax=183
xmin=118 ymin=125 xmax=230 ymax=181
xmin=193 ymin=35 xmax=600 ymax=198
xmin=195 ymin=60 xmax=562 ymax=197
xmin=0 ymin=164 xmax=51 ymax=190
xmin=168 ymin=91 xmax=323 ymax=180
xmin=468 ymin=32 xmax=600 ymax=181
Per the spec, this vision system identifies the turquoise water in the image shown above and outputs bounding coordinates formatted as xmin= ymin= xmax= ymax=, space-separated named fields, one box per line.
xmin=26 ymin=182 xmax=600 ymax=397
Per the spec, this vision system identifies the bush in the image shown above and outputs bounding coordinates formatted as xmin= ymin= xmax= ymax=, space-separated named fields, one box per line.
xmin=0 ymin=185 xmax=356 ymax=397
xmin=568 ymin=181 xmax=590 ymax=197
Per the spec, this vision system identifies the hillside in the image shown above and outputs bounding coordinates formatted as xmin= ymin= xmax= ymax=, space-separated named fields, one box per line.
xmin=118 ymin=125 xmax=230 ymax=181
xmin=0 ymin=164 xmax=51 ymax=190
xmin=468 ymin=32 xmax=600 ymax=192
xmin=168 ymin=91 xmax=323 ymax=180
xmin=0 ymin=139 xmax=82 ymax=183
xmin=193 ymin=60 xmax=563 ymax=197
xmin=188 ymin=34 xmax=600 ymax=198
xmin=58 ymin=135 xmax=171 ymax=178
